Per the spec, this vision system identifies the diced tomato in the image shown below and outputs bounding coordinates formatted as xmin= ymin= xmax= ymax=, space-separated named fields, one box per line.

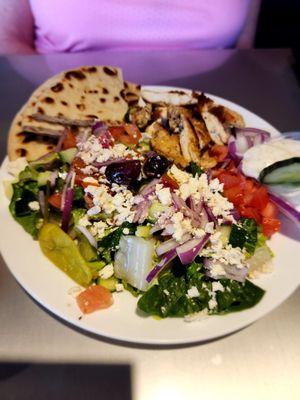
xmin=243 ymin=179 xmax=256 ymax=193
xmin=210 ymin=145 xmax=228 ymax=162
xmin=217 ymin=172 xmax=241 ymax=190
xmin=109 ymin=123 xmax=141 ymax=146
xmin=214 ymin=163 xmax=280 ymax=237
xmin=261 ymin=201 xmax=278 ymax=218
xmin=124 ymin=123 xmax=142 ymax=143
xmin=223 ymin=186 xmax=244 ymax=206
xmin=62 ymin=130 xmax=77 ymax=150
xmin=74 ymin=171 xmax=87 ymax=186
xmin=239 ymin=205 xmax=262 ymax=224
xmin=48 ymin=192 xmax=62 ymax=209
xmin=248 ymin=186 xmax=269 ymax=211
xmin=262 ymin=217 xmax=281 ymax=237
xmin=76 ymin=285 xmax=113 ymax=314
xmin=72 ymin=157 xmax=86 ymax=170
xmin=162 ymin=174 xmax=179 ymax=190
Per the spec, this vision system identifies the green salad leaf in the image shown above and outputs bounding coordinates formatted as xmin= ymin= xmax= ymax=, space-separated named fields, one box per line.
xmin=9 ymin=181 xmax=41 ymax=238
xmin=188 ymin=162 xmax=204 ymax=177
xmin=137 ymin=261 xmax=265 ymax=318
xmin=98 ymin=221 xmax=136 ymax=251
xmin=229 ymin=218 xmax=258 ymax=254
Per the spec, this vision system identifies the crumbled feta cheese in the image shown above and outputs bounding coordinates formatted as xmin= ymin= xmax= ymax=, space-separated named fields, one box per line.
xmin=85 ymin=183 xmax=135 ymax=226
xmin=187 ymin=286 xmax=200 ymax=298
xmin=58 ymin=171 xmax=68 ymax=180
xmin=209 ymin=178 xmax=224 ymax=192
xmin=115 ymin=283 xmax=124 ymax=292
xmin=123 ymin=228 xmax=129 ymax=235
xmin=98 ymin=264 xmax=114 ymax=279
xmin=163 ymin=289 xmax=170 ymax=296
xmin=78 ymin=135 xmax=141 ymax=165
xmin=156 ymin=185 xmax=172 ymax=206
xmin=205 ymin=222 xmax=214 ymax=234
xmin=212 ymin=281 xmax=225 ymax=292
xmin=87 ymin=205 xmax=101 ymax=216
xmin=78 ymin=215 xmax=92 ymax=228
xmin=28 ymin=201 xmax=40 ymax=211
xmin=208 ymin=298 xmax=218 ymax=310
xmin=89 ymin=221 xmax=108 ymax=239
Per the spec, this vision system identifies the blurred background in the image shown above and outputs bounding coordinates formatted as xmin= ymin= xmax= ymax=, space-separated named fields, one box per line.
xmin=0 ymin=0 xmax=299 ymax=55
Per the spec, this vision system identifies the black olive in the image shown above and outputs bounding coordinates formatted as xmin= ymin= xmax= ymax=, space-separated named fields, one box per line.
xmin=143 ymin=152 xmax=169 ymax=178
xmin=105 ymin=160 xmax=141 ymax=186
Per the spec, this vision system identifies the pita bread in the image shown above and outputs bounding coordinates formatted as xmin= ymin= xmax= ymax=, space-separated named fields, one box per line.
xmin=8 ymin=66 xmax=129 ymax=161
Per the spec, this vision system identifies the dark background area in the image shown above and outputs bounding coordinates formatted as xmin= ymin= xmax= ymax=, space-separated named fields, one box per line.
xmin=255 ymin=0 xmax=300 ymax=48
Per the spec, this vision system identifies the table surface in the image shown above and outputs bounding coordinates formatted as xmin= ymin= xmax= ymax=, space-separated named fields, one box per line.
xmin=0 ymin=49 xmax=300 ymax=400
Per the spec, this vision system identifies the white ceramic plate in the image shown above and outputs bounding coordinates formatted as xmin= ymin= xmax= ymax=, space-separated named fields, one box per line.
xmin=1 ymin=86 xmax=300 ymax=345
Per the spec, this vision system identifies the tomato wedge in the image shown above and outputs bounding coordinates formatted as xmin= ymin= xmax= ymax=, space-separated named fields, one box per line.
xmin=261 ymin=201 xmax=278 ymax=218
xmin=215 ymin=166 xmax=280 ymax=236
xmin=262 ymin=217 xmax=281 ymax=237
xmin=109 ymin=124 xmax=141 ymax=146
xmin=76 ymin=285 xmax=113 ymax=314
xmin=162 ymin=174 xmax=179 ymax=190
xmin=48 ymin=192 xmax=62 ymax=209
xmin=62 ymin=130 xmax=77 ymax=150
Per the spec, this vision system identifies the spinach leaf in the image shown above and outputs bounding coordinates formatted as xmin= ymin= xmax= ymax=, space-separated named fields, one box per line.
xmin=229 ymin=218 xmax=258 ymax=254
xmin=215 ymin=279 xmax=265 ymax=314
xmin=188 ymin=162 xmax=204 ymax=177
xmin=137 ymin=260 xmax=265 ymax=318
xmin=9 ymin=181 xmax=41 ymax=238
xmin=98 ymin=222 xmax=136 ymax=251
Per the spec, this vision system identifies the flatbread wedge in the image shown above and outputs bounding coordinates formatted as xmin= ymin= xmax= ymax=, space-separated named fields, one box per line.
xmin=8 ymin=66 xmax=129 ymax=161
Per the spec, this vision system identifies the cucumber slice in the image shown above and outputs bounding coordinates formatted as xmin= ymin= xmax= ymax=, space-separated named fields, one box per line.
xmin=59 ymin=148 xmax=77 ymax=164
xmin=37 ymin=171 xmax=51 ymax=187
xmin=97 ymin=277 xmax=118 ymax=292
xmin=259 ymin=157 xmax=300 ymax=185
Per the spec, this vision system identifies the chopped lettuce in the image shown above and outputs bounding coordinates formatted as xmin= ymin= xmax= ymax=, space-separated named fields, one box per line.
xmin=229 ymin=218 xmax=258 ymax=255
xmin=9 ymin=181 xmax=41 ymax=238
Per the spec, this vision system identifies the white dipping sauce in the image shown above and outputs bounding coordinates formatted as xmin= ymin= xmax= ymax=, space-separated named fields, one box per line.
xmin=242 ymin=138 xmax=300 ymax=180
xmin=242 ymin=138 xmax=300 ymax=207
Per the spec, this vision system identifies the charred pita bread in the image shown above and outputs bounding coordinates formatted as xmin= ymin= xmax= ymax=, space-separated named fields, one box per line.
xmin=8 ymin=66 xmax=129 ymax=160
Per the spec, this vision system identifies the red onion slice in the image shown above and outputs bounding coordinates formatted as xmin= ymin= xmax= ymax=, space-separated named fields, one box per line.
xmin=204 ymin=258 xmax=248 ymax=282
xmin=61 ymin=188 xmax=74 ymax=232
xmin=176 ymin=233 xmax=210 ymax=265
xmin=156 ymin=238 xmax=178 ymax=256
xmin=55 ymin=128 xmax=68 ymax=152
xmin=269 ymin=192 xmax=300 ymax=228
xmin=146 ymin=249 xmax=177 ymax=283
xmin=60 ymin=168 xmax=74 ymax=211
xmin=38 ymin=190 xmax=46 ymax=216
xmin=139 ymin=178 xmax=161 ymax=197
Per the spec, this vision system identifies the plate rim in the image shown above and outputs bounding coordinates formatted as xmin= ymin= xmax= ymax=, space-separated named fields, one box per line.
xmin=0 ymin=85 xmax=299 ymax=346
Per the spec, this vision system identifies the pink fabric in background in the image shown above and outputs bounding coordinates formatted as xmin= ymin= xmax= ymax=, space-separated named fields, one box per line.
xmin=29 ymin=0 xmax=250 ymax=54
